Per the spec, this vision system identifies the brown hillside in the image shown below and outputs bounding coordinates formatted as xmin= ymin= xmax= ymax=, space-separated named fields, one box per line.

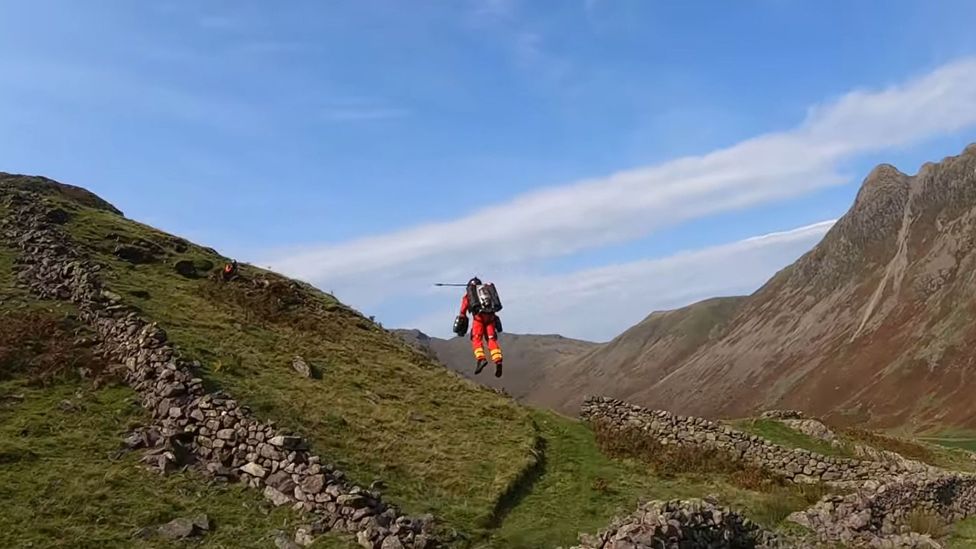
xmin=393 ymin=329 xmax=595 ymax=399
xmin=529 ymin=297 xmax=744 ymax=414
xmin=540 ymin=144 xmax=976 ymax=432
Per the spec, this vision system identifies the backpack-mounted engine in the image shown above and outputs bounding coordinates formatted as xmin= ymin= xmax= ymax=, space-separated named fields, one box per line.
xmin=466 ymin=282 xmax=503 ymax=314
xmin=453 ymin=314 xmax=469 ymax=337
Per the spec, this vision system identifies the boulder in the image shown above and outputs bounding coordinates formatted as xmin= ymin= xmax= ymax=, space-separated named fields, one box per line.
xmin=273 ymin=530 xmax=303 ymax=549
xmin=264 ymin=486 xmax=293 ymax=507
xmin=174 ymin=260 xmax=198 ymax=278
xmin=43 ymin=208 xmax=70 ymax=224
xmin=301 ymin=474 xmax=327 ymax=495
xmin=157 ymin=514 xmax=209 ymax=539
xmin=292 ymin=356 xmax=313 ymax=378
xmin=113 ymin=244 xmax=157 ymax=264
xmin=242 ymin=462 xmax=267 ymax=478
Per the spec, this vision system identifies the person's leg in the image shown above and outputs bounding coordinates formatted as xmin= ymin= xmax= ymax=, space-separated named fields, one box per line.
xmin=485 ymin=317 xmax=503 ymax=377
xmin=471 ymin=317 xmax=488 ymax=373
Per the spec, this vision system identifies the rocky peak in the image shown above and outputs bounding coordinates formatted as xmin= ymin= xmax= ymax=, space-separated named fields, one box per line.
xmin=852 ymin=164 xmax=910 ymax=209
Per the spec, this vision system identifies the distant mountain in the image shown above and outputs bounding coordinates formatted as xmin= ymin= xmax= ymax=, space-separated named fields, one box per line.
xmin=532 ymin=144 xmax=976 ymax=432
xmin=393 ymin=329 xmax=596 ymax=399
xmin=529 ymin=296 xmax=744 ymax=414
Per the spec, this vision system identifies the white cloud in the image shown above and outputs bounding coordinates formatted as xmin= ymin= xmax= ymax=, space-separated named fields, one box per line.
xmin=264 ymin=56 xmax=976 ymax=310
xmin=405 ymin=220 xmax=836 ymax=341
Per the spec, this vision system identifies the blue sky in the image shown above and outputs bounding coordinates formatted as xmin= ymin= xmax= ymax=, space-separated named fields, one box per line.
xmin=3 ymin=1 xmax=976 ymax=341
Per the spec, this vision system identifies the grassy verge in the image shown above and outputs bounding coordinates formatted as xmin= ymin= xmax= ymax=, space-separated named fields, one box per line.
xmin=57 ymin=199 xmax=540 ymax=538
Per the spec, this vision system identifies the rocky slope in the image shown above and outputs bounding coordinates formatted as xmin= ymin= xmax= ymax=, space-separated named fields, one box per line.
xmin=540 ymin=144 xmax=976 ymax=431
xmin=393 ymin=329 xmax=595 ymax=399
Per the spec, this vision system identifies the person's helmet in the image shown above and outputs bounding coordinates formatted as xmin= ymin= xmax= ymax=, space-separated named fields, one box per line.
xmin=468 ymin=277 xmax=482 ymax=287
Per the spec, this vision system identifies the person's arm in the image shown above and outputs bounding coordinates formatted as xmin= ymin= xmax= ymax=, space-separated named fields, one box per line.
xmin=459 ymin=294 xmax=469 ymax=316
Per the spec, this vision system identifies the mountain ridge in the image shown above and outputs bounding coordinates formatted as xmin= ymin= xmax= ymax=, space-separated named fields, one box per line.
xmin=532 ymin=144 xmax=976 ymax=432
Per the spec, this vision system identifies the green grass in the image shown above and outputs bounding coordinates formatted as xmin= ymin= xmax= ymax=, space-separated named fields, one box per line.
xmin=918 ymin=427 xmax=976 ymax=453
xmin=728 ymin=418 xmax=855 ymax=458
xmin=0 ymin=378 xmax=357 ymax=549
xmin=481 ymin=411 xmax=831 ymax=548
xmin=947 ymin=516 xmax=976 ymax=548
xmin=58 ymin=199 xmax=541 ymax=538
xmin=920 ymin=436 xmax=976 ymax=453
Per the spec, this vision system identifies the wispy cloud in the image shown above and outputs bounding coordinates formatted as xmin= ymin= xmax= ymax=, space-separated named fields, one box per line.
xmin=265 ymin=56 xmax=976 ymax=310
xmin=405 ymin=221 xmax=836 ymax=341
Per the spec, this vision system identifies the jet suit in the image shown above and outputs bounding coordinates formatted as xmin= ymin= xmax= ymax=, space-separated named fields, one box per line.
xmin=459 ymin=279 xmax=503 ymax=376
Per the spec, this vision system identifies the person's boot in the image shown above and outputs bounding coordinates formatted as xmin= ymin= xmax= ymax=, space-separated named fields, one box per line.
xmin=475 ymin=359 xmax=488 ymax=375
xmin=494 ymin=361 xmax=503 ymax=378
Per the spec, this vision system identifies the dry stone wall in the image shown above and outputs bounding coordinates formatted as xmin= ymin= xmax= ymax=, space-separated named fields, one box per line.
xmin=581 ymin=396 xmax=923 ymax=485
xmin=759 ymin=410 xmax=806 ymax=420
xmin=1 ymin=191 xmax=438 ymax=549
xmin=582 ymin=397 xmax=976 ymax=546
xmin=790 ymin=474 xmax=976 ymax=547
xmin=567 ymin=499 xmax=785 ymax=549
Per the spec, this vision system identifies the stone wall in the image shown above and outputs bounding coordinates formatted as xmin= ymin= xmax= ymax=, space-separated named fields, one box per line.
xmin=568 ymin=497 xmax=947 ymax=549
xmin=581 ymin=396 xmax=924 ymax=485
xmin=567 ymin=499 xmax=784 ymax=549
xmin=582 ymin=396 xmax=976 ymax=546
xmin=1 ymin=191 xmax=437 ymax=549
xmin=759 ymin=410 xmax=806 ymax=420
xmin=790 ymin=475 xmax=976 ymax=547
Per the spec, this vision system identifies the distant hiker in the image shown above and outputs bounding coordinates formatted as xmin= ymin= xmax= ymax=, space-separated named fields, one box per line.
xmin=221 ymin=260 xmax=238 ymax=282
xmin=454 ymin=277 xmax=505 ymax=377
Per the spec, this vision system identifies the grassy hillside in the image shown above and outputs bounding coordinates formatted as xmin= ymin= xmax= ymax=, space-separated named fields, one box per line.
xmin=7 ymin=176 xmax=976 ymax=548
xmin=53 ymin=193 xmax=543 ymax=535
xmin=0 ymin=234 xmax=318 ymax=548
xmin=0 ymin=194 xmax=823 ymax=547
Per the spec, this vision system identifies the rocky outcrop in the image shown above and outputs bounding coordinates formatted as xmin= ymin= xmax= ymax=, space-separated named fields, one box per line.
xmin=581 ymin=397 xmax=926 ymax=485
xmin=0 ymin=190 xmax=438 ymax=549
xmin=568 ymin=499 xmax=784 ymax=549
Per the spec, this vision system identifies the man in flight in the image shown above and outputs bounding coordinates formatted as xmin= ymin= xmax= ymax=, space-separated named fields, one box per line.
xmin=457 ymin=277 xmax=504 ymax=377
